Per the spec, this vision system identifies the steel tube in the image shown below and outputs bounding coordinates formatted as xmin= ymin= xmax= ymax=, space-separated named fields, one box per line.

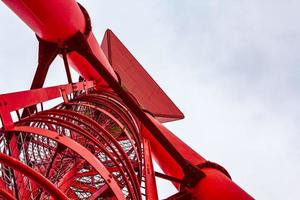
xmin=2 ymin=0 xmax=117 ymax=86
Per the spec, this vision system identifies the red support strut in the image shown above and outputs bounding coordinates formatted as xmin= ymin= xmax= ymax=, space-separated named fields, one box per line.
xmin=0 ymin=1 xmax=254 ymax=199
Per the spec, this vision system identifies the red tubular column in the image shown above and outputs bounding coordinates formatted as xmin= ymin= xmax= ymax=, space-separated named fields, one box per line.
xmin=142 ymin=115 xmax=253 ymax=200
xmin=2 ymin=0 xmax=85 ymax=42
xmin=2 ymin=1 xmax=254 ymax=199
xmin=2 ymin=0 xmax=117 ymax=86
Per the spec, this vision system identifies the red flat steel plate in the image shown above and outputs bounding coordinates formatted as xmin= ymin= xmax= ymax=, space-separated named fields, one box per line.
xmin=101 ymin=30 xmax=184 ymax=123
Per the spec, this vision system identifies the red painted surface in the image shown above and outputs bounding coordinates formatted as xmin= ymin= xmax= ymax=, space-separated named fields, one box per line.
xmin=101 ymin=30 xmax=184 ymax=123
xmin=0 ymin=0 xmax=254 ymax=199
xmin=0 ymin=153 xmax=69 ymax=200
xmin=143 ymin=139 xmax=159 ymax=200
xmin=2 ymin=0 xmax=117 ymax=87
xmin=142 ymin=114 xmax=253 ymax=199
xmin=68 ymin=32 xmax=118 ymax=87
xmin=2 ymin=0 xmax=85 ymax=42
xmin=188 ymin=168 xmax=252 ymax=200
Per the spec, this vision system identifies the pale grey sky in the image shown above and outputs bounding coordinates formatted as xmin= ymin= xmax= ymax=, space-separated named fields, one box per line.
xmin=1 ymin=1 xmax=300 ymax=199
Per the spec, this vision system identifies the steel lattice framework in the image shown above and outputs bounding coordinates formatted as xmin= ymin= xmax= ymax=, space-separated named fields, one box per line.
xmin=0 ymin=1 xmax=254 ymax=199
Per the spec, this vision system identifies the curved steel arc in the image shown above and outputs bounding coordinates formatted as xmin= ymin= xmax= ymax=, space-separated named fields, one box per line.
xmin=45 ymin=107 xmax=140 ymax=173
xmin=0 ymin=188 xmax=16 ymax=200
xmin=0 ymin=152 xmax=68 ymax=200
xmin=37 ymin=108 xmax=141 ymax=185
xmin=94 ymin=93 xmax=141 ymax=130
xmin=0 ymin=0 xmax=256 ymax=199
xmin=6 ymin=126 xmax=125 ymax=200
xmin=66 ymin=102 xmax=140 ymax=161
xmin=75 ymin=94 xmax=143 ymax=168
xmin=61 ymin=101 xmax=142 ymax=195
xmin=20 ymin=114 xmax=138 ymax=199
xmin=68 ymin=95 xmax=143 ymax=175
xmin=76 ymin=94 xmax=140 ymax=136
xmin=82 ymin=94 xmax=142 ymax=148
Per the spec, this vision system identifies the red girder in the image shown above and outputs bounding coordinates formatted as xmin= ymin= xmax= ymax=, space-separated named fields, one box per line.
xmin=88 ymin=184 xmax=110 ymax=200
xmin=7 ymin=126 xmax=125 ymax=200
xmin=0 ymin=188 xmax=15 ymax=200
xmin=58 ymin=161 xmax=85 ymax=192
xmin=35 ymin=107 xmax=141 ymax=193
xmin=0 ymin=0 xmax=255 ymax=199
xmin=0 ymin=152 xmax=68 ymax=200
xmin=0 ymin=83 xmax=143 ymax=199
xmin=21 ymin=113 xmax=138 ymax=199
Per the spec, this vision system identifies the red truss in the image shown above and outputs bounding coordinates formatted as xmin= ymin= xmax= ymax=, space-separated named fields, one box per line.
xmin=0 ymin=1 xmax=254 ymax=199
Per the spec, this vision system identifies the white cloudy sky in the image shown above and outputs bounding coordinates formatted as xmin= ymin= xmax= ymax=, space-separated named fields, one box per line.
xmin=1 ymin=1 xmax=300 ymax=199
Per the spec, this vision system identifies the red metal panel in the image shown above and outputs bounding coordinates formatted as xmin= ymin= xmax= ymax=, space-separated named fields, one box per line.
xmin=101 ymin=30 xmax=184 ymax=123
xmin=1 ymin=1 xmax=255 ymax=199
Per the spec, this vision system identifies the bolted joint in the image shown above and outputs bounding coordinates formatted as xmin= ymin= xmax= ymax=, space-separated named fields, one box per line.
xmin=181 ymin=161 xmax=206 ymax=188
xmin=65 ymin=31 xmax=92 ymax=57
xmin=197 ymin=161 xmax=232 ymax=179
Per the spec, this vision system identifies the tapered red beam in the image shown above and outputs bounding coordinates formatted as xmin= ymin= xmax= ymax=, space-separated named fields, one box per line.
xmin=101 ymin=30 xmax=184 ymax=122
xmin=31 ymin=39 xmax=59 ymax=89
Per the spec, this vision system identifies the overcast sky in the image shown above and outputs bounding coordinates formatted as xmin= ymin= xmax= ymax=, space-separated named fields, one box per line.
xmin=1 ymin=1 xmax=300 ymax=199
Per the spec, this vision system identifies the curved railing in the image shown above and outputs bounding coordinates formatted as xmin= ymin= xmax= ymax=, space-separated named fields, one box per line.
xmin=0 ymin=90 xmax=143 ymax=199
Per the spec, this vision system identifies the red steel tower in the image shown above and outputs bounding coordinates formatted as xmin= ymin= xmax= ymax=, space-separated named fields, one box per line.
xmin=0 ymin=1 xmax=254 ymax=199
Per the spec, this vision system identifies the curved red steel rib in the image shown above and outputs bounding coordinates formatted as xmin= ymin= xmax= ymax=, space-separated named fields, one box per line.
xmin=1 ymin=90 xmax=143 ymax=199
xmin=0 ymin=188 xmax=16 ymax=200
xmin=0 ymin=152 xmax=68 ymax=200
xmin=7 ymin=126 xmax=125 ymax=200
xmin=0 ymin=0 xmax=254 ymax=199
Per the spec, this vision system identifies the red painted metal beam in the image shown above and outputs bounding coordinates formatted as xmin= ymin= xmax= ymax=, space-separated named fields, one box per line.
xmin=0 ymin=1 xmax=255 ymax=199
xmin=0 ymin=81 xmax=94 ymax=114
xmin=0 ymin=188 xmax=16 ymax=200
xmin=101 ymin=30 xmax=184 ymax=122
xmin=2 ymin=0 xmax=196 ymax=186
xmin=2 ymin=0 xmax=117 ymax=87
xmin=89 ymin=185 xmax=110 ymax=200
xmin=0 ymin=81 xmax=94 ymax=128
xmin=0 ymin=152 xmax=68 ymax=200
xmin=143 ymin=139 xmax=158 ymax=200
xmin=142 ymin=114 xmax=253 ymax=199
xmin=2 ymin=0 xmax=84 ymax=42
xmin=7 ymin=126 xmax=126 ymax=200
